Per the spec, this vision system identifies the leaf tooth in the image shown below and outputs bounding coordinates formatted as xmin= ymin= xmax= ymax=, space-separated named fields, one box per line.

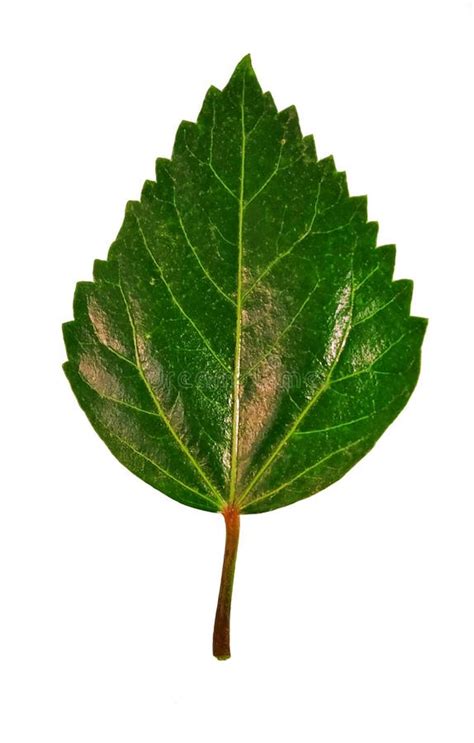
xmin=124 ymin=199 xmax=141 ymax=218
xmin=321 ymin=154 xmax=336 ymax=168
xmin=140 ymin=179 xmax=159 ymax=205
xmin=279 ymin=104 xmax=300 ymax=125
xmin=317 ymin=154 xmax=337 ymax=178
xmin=62 ymin=323 xmax=76 ymax=354
xmin=62 ymin=321 xmax=81 ymax=363
xmin=92 ymin=258 xmax=109 ymax=284
xmin=410 ymin=315 xmax=429 ymax=333
xmin=391 ymin=278 xmax=414 ymax=315
xmin=172 ymin=119 xmax=198 ymax=156
xmin=72 ymin=280 xmax=94 ymax=318
xmin=366 ymin=220 xmax=379 ymax=244
xmin=377 ymin=245 xmax=396 ymax=281
xmin=177 ymin=118 xmax=195 ymax=129
xmin=263 ymin=90 xmax=277 ymax=111
xmin=202 ymin=84 xmax=220 ymax=102
xmin=194 ymin=85 xmax=221 ymax=131
xmin=155 ymin=156 xmax=173 ymax=183
xmin=348 ymin=194 xmax=368 ymax=222
xmin=303 ymin=134 xmax=317 ymax=162
xmin=93 ymin=259 xmax=112 ymax=285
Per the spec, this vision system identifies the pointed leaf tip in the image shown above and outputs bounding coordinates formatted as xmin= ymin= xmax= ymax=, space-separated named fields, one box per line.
xmin=238 ymin=53 xmax=252 ymax=68
xmin=229 ymin=54 xmax=255 ymax=79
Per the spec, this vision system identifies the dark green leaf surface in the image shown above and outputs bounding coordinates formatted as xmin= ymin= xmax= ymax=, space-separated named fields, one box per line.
xmin=63 ymin=56 xmax=426 ymax=516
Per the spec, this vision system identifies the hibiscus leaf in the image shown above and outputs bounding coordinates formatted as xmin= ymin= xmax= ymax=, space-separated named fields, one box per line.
xmin=63 ymin=55 xmax=427 ymax=659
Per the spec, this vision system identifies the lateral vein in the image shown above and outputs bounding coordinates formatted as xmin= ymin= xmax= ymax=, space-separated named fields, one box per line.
xmin=117 ymin=276 xmax=225 ymax=506
xmin=238 ymin=244 xmax=356 ymax=507
xmin=131 ymin=206 xmax=231 ymax=374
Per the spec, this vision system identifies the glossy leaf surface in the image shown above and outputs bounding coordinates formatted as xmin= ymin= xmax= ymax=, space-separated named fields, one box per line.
xmin=63 ymin=56 xmax=426 ymax=516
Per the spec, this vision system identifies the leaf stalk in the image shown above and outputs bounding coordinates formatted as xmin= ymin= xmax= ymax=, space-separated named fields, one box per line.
xmin=213 ymin=504 xmax=240 ymax=660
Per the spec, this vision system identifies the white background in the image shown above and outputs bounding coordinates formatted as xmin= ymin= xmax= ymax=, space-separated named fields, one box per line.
xmin=1 ymin=1 xmax=473 ymax=741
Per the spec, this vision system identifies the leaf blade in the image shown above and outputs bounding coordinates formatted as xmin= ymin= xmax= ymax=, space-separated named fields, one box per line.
xmin=63 ymin=55 xmax=427 ymax=514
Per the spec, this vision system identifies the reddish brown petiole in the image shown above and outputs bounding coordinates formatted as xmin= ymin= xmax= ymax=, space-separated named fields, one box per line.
xmin=212 ymin=504 xmax=240 ymax=660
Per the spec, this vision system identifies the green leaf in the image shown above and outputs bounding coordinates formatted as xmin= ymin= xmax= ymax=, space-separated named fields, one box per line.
xmin=63 ymin=55 xmax=427 ymax=658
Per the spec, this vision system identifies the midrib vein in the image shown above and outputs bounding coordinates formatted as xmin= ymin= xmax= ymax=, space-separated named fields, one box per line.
xmin=228 ymin=72 xmax=246 ymax=503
